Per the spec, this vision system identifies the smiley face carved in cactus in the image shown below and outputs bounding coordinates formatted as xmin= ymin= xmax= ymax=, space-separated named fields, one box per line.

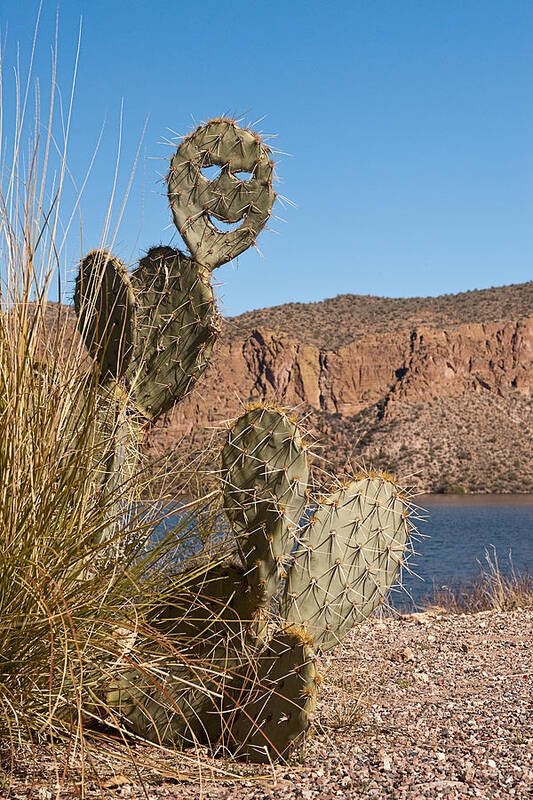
xmin=168 ymin=118 xmax=276 ymax=271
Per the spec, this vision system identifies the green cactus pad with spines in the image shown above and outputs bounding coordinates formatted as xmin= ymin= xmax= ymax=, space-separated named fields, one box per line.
xmin=221 ymin=406 xmax=310 ymax=609
xmin=74 ymin=250 xmax=136 ymax=379
xmin=151 ymin=562 xmax=261 ymax=645
xmin=226 ymin=629 xmax=318 ymax=762
xmin=116 ymin=565 xmax=264 ymax=748
xmin=106 ymin=639 xmax=255 ymax=748
xmin=126 ymin=246 xmax=220 ymax=420
xmin=106 ymin=662 xmax=219 ymax=747
xmin=167 ymin=119 xmax=276 ymax=270
xmin=279 ymin=474 xmax=411 ymax=652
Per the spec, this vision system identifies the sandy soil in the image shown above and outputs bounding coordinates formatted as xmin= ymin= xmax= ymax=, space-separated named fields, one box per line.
xmin=4 ymin=607 xmax=532 ymax=799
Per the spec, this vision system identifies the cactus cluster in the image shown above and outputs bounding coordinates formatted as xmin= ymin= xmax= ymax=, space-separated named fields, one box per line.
xmin=108 ymin=405 xmax=413 ymax=762
xmin=74 ymin=118 xmax=415 ymax=763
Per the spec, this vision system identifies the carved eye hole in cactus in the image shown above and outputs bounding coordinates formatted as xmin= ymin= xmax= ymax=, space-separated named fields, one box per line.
xmin=233 ymin=170 xmax=253 ymax=181
xmin=168 ymin=119 xmax=276 ymax=271
xmin=200 ymin=165 xmax=222 ymax=180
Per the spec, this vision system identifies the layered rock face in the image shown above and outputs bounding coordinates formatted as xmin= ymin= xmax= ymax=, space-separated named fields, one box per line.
xmin=154 ymin=315 xmax=533 ymax=428
xmin=149 ymin=285 xmax=533 ymax=493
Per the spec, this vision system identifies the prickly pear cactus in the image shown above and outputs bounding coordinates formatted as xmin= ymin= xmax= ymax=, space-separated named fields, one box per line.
xmin=168 ymin=118 xmax=275 ymax=270
xmin=106 ymin=642 xmax=250 ymax=748
xmin=221 ymin=405 xmax=310 ymax=609
xmin=133 ymin=407 xmax=311 ymax=748
xmin=112 ymin=405 xmax=415 ymax=762
xmin=74 ymin=250 xmax=136 ymax=380
xmin=280 ymin=475 xmax=410 ymax=652
xmin=225 ymin=628 xmax=319 ymax=762
xmin=72 ymin=120 xmax=275 ymax=535
xmin=75 ymin=119 xmax=275 ymax=418
xmin=89 ymin=383 xmax=141 ymax=545
xmin=73 ymin=118 xmax=417 ymax=763
xmin=151 ymin=561 xmax=260 ymax=644
xmin=127 ymin=246 xmax=220 ymax=419
xmin=76 ymin=246 xmax=221 ymax=420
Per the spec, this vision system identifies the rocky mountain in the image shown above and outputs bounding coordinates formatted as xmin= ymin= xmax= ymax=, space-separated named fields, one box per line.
xmin=149 ymin=282 xmax=533 ymax=494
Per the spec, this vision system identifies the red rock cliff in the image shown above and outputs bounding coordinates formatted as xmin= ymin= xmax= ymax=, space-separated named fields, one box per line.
xmin=154 ymin=314 xmax=533 ymax=438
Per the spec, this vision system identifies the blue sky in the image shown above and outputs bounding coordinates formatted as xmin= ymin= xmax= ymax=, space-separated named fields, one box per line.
xmin=1 ymin=1 xmax=532 ymax=315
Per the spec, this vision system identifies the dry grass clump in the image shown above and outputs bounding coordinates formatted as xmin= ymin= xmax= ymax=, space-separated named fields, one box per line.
xmin=0 ymin=20 xmax=236 ymax=795
xmin=426 ymin=549 xmax=533 ymax=614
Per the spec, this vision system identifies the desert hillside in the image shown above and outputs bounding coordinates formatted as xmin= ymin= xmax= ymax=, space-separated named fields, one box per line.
xmin=148 ymin=282 xmax=533 ymax=494
xmin=44 ymin=280 xmax=533 ymax=493
xmin=226 ymin=282 xmax=533 ymax=348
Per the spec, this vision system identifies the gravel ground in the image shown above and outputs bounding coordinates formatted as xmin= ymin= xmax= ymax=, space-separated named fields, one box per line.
xmin=4 ymin=607 xmax=532 ymax=799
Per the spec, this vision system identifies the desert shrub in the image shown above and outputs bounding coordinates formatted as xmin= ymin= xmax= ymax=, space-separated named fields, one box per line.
xmin=428 ymin=549 xmax=533 ymax=613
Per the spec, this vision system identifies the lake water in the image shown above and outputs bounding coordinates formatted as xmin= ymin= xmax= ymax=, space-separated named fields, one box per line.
xmin=399 ymin=494 xmax=533 ymax=609
xmin=157 ymin=494 xmax=533 ymax=611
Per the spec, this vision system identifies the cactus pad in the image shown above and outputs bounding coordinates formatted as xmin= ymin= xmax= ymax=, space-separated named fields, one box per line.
xmin=107 ymin=638 xmax=256 ymax=748
xmin=280 ymin=474 xmax=411 ymax=652
xmin=127 ymin=246 xmax=220 ymax=419
xmin=106 ymin=659 xmax=222 ymax=747
xmin=74 ymin=250 xmax=136 ymax=379
xmin=226 ymin=629 xmax=318 ymax=762
xmin=151 ymin=561 xmax=260 ymax=644
xmin=167 ymin=119 xmax=276 ymax=270
xmin=86 ymin=383 xmax=141 ymax=544
xmin=221 ymin=406 xmax=309 ymax=609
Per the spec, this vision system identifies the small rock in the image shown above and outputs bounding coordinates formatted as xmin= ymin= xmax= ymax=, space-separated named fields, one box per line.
xmin=390 ymin=646 xmax=415 ymax=663
xmin=380 ymin=752 xmax=392 ymax=771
